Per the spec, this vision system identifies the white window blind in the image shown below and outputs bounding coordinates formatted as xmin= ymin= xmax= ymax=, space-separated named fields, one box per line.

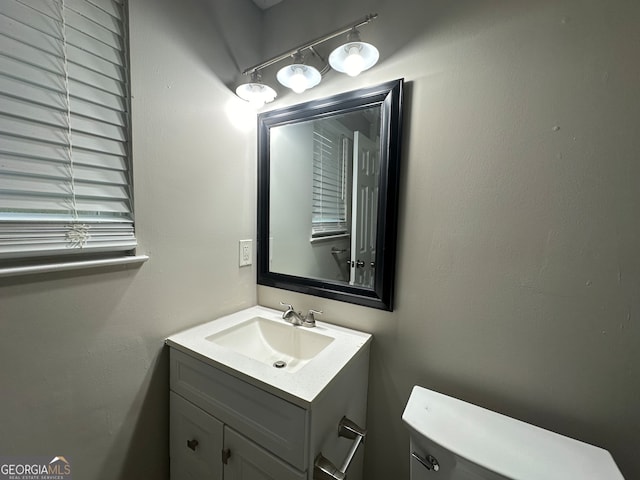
xmin=0 ymin=0 xmax=135 ymax=260
xmin=311 ymin=123 xmax=350 ymax=238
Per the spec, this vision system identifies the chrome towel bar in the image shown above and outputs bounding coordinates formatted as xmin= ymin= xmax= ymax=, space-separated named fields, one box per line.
xmin=314 ymin=417 xmax=367 ymax=480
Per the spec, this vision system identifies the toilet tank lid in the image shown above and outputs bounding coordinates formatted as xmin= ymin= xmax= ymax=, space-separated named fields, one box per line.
xmin=401 ymin=386 xmax=624 ymax=480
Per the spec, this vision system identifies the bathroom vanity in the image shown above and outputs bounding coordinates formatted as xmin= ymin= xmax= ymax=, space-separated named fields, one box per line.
xmin=166 ymin=306 xmax=372 ymax=480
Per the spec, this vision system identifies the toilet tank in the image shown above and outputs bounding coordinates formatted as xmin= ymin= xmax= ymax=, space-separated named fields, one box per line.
xmin=402 ymin=386 xmax=624 ymax=480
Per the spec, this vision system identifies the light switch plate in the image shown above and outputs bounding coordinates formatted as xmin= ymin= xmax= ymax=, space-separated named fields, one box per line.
xmin=239 ymin=239 xmax=253 ymax=267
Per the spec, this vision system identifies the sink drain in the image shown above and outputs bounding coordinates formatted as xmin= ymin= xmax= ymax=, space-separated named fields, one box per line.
xmin=273 ymin=360 xmax=287 ymax=369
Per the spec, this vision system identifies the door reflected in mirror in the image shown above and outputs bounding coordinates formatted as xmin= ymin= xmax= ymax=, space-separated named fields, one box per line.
xmin=269 ymin=106 xmax=381 ymax=288
xmin=258 ymin=79 xmax=403 ymax=310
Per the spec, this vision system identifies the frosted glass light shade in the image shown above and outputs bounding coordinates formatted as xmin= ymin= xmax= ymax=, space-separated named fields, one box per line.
xmin=236 ymin=82 xmax=277 ymax=107
xmin=276 ymin=64 xmax=321 ymax=94
xmin=329 ymin=41 xmax=379 ymax=77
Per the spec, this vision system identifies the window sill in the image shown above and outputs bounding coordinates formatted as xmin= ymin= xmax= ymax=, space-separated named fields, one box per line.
xmin=0 ymin=254 xmax=149 ymax=278
xmin=309 ymin=233 xmax=350 ymax=244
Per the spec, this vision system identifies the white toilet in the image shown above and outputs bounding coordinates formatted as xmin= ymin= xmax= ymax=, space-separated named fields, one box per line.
xmin=402 ymin=386 xmax=624 ymax=480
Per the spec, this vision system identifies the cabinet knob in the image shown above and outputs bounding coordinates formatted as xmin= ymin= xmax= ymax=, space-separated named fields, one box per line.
xmin=186 ymin=438 xmax=199 ymax=451
xmin=222 ymin=448 xmax=231 ymax=465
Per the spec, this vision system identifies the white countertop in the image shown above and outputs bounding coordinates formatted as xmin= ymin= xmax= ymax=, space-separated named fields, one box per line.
xmin=166 ymin=305 xmax=372 ymax=407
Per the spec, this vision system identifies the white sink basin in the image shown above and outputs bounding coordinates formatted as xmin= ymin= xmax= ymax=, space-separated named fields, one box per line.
xmin=205 ymin=316 xmax=334 ymax=373
xmin=166 ymin=306 xmax=372 ymax=405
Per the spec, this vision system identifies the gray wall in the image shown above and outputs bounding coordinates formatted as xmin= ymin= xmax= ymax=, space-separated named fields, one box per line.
xmin=259 ymin=0 xmax=640 ymax=479
xmin=1 ymin=0 xmax=638 ymax=479
xmin=0 ymin=0 xmax=261 ymax=478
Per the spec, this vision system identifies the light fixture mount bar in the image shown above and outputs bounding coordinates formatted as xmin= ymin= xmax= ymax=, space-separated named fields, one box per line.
xmin=242 ymin=13 xmax=378 ymax=75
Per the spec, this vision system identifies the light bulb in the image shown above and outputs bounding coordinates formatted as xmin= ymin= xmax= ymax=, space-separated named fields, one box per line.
xmin=246 ymin=85 xmax=265 ymax=107
xmin=289 ymin=67 xmax=309 ymax=93
xmin=343 ymin=45 xmax=365 ymax=77
xmin=277 ymin=63 xmax=321 ymax=93
xmin=236 ymin=77 xmax=276 ymax=108
xmin=329 ymin=31 xmax=379 ymax=77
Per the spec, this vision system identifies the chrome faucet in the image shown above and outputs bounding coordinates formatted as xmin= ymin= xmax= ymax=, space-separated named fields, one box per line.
xmin=280 ymin=302 xmax=322 ymax=328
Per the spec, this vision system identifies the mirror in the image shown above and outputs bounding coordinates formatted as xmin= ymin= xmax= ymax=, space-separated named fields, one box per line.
xmin=257 ymin=79 xmax=403 ymax=310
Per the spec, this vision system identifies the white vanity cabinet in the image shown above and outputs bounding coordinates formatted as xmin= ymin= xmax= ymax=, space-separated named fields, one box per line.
xmin=168 ymin=345 xmax=370 ymax=480
xmin=170 ymin=391 xmax=223 ymax=479
xmin=170 ymin=388 xmax=303 ymax=480
xmin=166 ymin=306 xmax=372 ymax=480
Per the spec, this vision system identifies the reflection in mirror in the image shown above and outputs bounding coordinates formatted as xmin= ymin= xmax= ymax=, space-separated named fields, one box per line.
xmin=258 ymin=79 xmax=403 ymax=310
xmin=269 ymin=106 xmax=381 ymax=288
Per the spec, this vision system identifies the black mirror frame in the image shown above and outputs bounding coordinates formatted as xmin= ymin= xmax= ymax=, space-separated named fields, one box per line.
xmin=257 ymin=79 xmax=404 ymax=311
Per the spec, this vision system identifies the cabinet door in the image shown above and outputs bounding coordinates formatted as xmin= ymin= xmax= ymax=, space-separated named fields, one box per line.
xmin=223 ymin=427 xmax=306 ymax=480
xmin=170 ymin=391 xmax=224 ymax=480
xmin=170 ymin=349 xmax=308 ymax=470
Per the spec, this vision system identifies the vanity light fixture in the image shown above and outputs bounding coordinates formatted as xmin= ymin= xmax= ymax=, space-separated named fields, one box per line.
xmin=235 ymin=71 xmax=277 ymax=107
xmin=329 ymin=29 xmax=379 ymax=77
xmin=276 ymin=52 xmax=322 ymax=94
xmin=236 ymin=13 xmax=378 ymax=104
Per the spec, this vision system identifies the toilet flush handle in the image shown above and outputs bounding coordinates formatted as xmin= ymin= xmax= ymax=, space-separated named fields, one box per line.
xmin=411 ymin=452 xmax=440 ymax=472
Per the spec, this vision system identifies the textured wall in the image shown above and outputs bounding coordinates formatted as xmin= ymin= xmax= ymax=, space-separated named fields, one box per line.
xmin=259 ymin=0 xmax=640 ymax=478
xmin=0 ymin=0 xmax=260 ymax=478
xmin=1 ymin=1 xmax=638 ymax=479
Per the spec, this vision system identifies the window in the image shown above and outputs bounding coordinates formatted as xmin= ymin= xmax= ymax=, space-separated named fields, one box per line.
xmin=311 ymin=122 xmax=352 ymax=239
xmin=0 ymin=0 xmax=135 ymax=262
